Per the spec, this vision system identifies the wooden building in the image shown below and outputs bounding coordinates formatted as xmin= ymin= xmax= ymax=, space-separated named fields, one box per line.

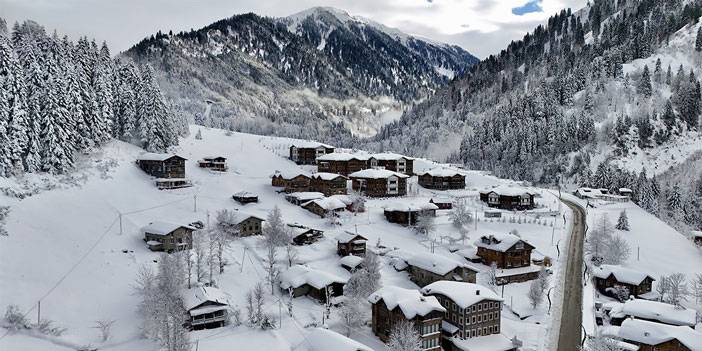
xmin=474 ymin=234 xmax=535 ymax=269
xmin=142 ymin=221 xmax=196 ymax=252
xmin=197 ymin=156 xmax=228 ymax=171
xmin=390 ymin=250 xmax=478 ymax=287
xmin=184 ymin=287 xmax=229 ymax=330
xmin=136 ymin=153 xmax=191 ymax=189
xmin=283 ymin=174 xmax=313 ymax=193
xmin=288 ymin=224 xmax=324 ymax=245
xmin=367 ymin=153 xmax=414 ymax=176
xmin=608 ymin=299 xmax=697 ymax=327
xmin=232 ymin=191 xmax=258 ymax=204
xmin=417 ymin=168 xmax=466 ymax=190
xmin=384 ymin=202 xmax=439 ymax=226
xmin=284 ymin=192 xmax=324 ymax=206
xmin=691 ymin=231 xmax=702 ymax=247
xmin=593 ymin=265 xmax=655 ymax=299
xmin=479 ymin=186 xmax=535 ymax=210
xmin=336 ymin=231 xmax=367 ymax=257
xmin=289 ymin=142 xmax=334 ymax=165
xmin=349 ymin=169 xmax=409 ymax=197
xmin=368 ymin=286 xmax=445 ymax=351
xmin=339 ymin=255 xmax=364 ymax=271
xmin=316 ymin=153 xmax=370 ymax=176
xmin=616 ymin=319 xmax=702 ymax=351
xmin=302 ymin=197 xmax=347 ymax=218
xmin=309 ymin=173 xmax=348 ymax=196
xmin=279 ymin=265 xmax=347 ymax=302
xmin=430 ymin=196 xmax=453 ymax=210
xmin=234 ymin=214 xmax=265 ymax=236
xmin=420 ymin=281 xmax=503 ymax=340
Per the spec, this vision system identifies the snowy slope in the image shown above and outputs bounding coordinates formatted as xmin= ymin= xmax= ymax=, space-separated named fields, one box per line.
xmin=1 ymin=126 xmax=570 ymax=351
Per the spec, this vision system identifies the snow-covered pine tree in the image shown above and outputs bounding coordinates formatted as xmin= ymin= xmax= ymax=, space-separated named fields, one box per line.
xmin=616 ymin=210 xmax=629 ymax=231
xmin=696 ymin=27 xmax=702 ymax=52
xmin=638 ymin=65 xmax=652 ymax=97
xmin=0 ymin=32 xmax=29 ymax=176
xmin=653 ymin=58 xmax=662 ymax=84
xmin=666 ymin=185 xmax=683 ymax=222
xmin=665 ymin=64 xmax=672 ymax=85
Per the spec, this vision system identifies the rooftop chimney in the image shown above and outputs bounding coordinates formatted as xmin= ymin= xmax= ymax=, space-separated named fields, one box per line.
xmin=476 ymin=290 xmax=480 ymax=296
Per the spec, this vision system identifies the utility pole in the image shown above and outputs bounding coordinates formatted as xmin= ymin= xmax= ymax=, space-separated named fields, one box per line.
xmin=37 ymin=300 xmax=41 ymax=324
xmin=551 ymin=226 xmax=555 ymax=246
xmin=193 ymin=195 xmax=197 ymax=212
xmin=118 ymin=212 xmax=123 ymax=235
xmin=240 ymin=247 xmax=247 ymax=272
xmin=206 ymin=211 xmax=210 ymax=229
xmin=278 ymin=299 xmax=283 ymax=329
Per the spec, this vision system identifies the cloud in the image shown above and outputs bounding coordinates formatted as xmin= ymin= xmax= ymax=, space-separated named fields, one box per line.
xmin=512 ymin=0 xmax=544 ymax=16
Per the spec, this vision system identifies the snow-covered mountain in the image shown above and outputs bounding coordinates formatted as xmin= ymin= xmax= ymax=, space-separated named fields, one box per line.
xmin=122 ymin=7 xmax=478 ymax=140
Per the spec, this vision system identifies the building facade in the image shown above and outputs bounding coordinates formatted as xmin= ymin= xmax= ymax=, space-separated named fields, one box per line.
xmin=289 ymin=143 xmax=334 ymax=165
xmin=349 ymin=169 xmax=409 ymax=197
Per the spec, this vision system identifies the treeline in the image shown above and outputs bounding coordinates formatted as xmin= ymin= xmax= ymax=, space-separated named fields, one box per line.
xmin=0 ymin=19 xmax=187 ymax=177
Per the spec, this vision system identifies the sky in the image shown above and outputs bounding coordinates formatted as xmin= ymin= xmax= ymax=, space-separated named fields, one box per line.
xmin=1 ymin=0 xmax=587 ymax=58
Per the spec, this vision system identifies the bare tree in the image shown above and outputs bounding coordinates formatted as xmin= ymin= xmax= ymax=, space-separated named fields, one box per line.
xmin=263 ymin=206 xmax=289 ymax=246
xmin=602 ymin=235 xmax=630 ymax=265
xmin=262 ymin=235 xmax=279 ymax=294
xmin=667 ymin=273 xmax=689 ymax=308
xmin=582 ymin=334 xmax=620 ymax=351
xmin=339 ymin=297 xmax=364 ymax=336
xmin=207 ymin=229 xmax=218 ymax=284
xmin=245 ymin=282 xmax=266 ymax=327
xmin=528 ymin=269 xmax=549 ymax=309
xmin=692 ymin=273 xmax=702 ymax=306
xmin=284 ymin=228 xmax=298 ymax=267
xmin=449 ymin=199 xmax=472 ymax=244
xmin=484 ymin=262 xmax=498 ymax=292
xmin=93 ymin=319 xmax=116 ymax=342
xmin=414 ymin=211 xmax=435 ymax=236
xmin=656 ymin=275 xmax=670 ymax=302
xmin=387 ymin=320 xmax=422 ymax=351
xmin=192 ymin=231 xmax=208 ymax=283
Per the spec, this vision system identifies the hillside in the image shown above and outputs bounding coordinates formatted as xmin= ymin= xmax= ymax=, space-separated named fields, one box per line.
xmin=122 ymin=7 xmax=478 ymax=141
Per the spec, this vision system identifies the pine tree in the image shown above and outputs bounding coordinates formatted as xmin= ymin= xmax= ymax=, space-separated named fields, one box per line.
xmin=0 ymin=33 xmax=29 ymax=176
xmin=653 ymin=58 xmax=662 ymax=84
xmin=665 ymin=64 xmax=672 ymax=85
xmin=666 ymin=185 xmax=683 ymax=222
xmin=696 ymin=27 xmax=702 ymax=52
xmin=662 ymin=100 xmax=676 ymax=131
xmin=638 ymin=65 xmax=652 ymax=97
xmin=616 ymin=210 xmax=629 ymax=231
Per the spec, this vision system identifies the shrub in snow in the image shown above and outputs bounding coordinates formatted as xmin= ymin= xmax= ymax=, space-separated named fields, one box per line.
xmin=0 ymin=206 xmax=9 ymax=236
xmin=528 ymin=277 xmax=545 ymax=309
xmin=666 ymin=273 xmax=689 ymax=308
xmin=387 ymin=319 xmax=422 ymax=351
xmin=35 ymin=318 xmax=67 ymax=337
xmin=93 ymin=319 xmax=115 ymax=342
xmin=340 ymin=297 xmax=365 ymax=336
xmin=229 ymin=307 xmax=241 ymax=326
xmin=4 ymin=305 xmax=29 ymax=330
xmin=195 ymin=129 xmax=203 ymax=140
xmin=615 ymin=210 xmax=629 ymax=231
xmin=611 ymin=285 xmax=630 ymax=302
xmin=246 ymin=283 xmax=266 ymax=327
xmin=414 ymin=212 xmax=435 ymax=236
xmin=583 ymin=334 xmax=621 ymax=351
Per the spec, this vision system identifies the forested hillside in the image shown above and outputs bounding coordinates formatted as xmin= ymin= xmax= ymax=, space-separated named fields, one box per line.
xmin=0 ymin=19 xmax=187 ymax=177
xmin=372 ymin=0 xmax=702 ymax=185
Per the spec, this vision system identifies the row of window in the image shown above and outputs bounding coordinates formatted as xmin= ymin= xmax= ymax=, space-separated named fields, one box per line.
xmin=460 ymin=325 xmax=499 ymax=339
xmin=421 ymin=337 xmax=439 ymax=350
xmin=444 ymin=299 xmax=500 ymax=314
xmin=421 ymin=322 xmax=439 ymax=336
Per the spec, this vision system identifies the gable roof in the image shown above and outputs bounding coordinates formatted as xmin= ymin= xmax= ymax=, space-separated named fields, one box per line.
xmin=417 ymin=167 xmax=463 ymax=177
xmin=383 ymin=202 xmax=439 ymax=212
xmin=291 ymin=141 xmax=334 ymax=149
xmin=348 ymin=168 xmax=409 ymax=179
xmin=302 ymin=197 xmax=347 ymax=211
xmin=617 ymin=299 xmax=697 ymax=327
xmin=369 ymin=152 xmax=413 ymax=161
xmin=368 ymin=286 xmax=445 ymax=319
xmin=339 ymin=255 xmax=364 ymax=270
xmin=286 ymin=192 xmax=325 ymax=201
xmin=388 ymin=249 xmax=475 ymax=276
xmin=474 ymin=233 xmax=534 ymax=252
xmin=479 ymin=185 xmax=535 ymax=197
xmin=311 ymin=172 xmax=347 ymax=181
xmin=183 ymin=286 xmax=229 ymax=312
xmin=592 ymin=265 xmax=655 ymax=285
xmin=317 ymin=152 xmax=369 ymax=162
xmin=305 ymin=328 xmax=373 ymax=351
xmin=336 ymin=231 xmax=368 ymax=244
xmin=142 ymin=221 xmax=196 ymax=236
xmin=137 ymin=153 xmax=187 ymax=162
xmin=421 ymin=281 xmax=503 ymax=309
xmin=233 ymin=212 xmax=265 ymax=225
xmin=272 ymin=170 xmax=312 ymax=179
xmin=279 ymin=265 xmax=347 ymax=290
xmin=619 ymin=319 xmax=702 ymax=350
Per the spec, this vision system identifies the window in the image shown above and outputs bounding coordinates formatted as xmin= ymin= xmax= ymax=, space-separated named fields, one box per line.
xmin=483 ymin=327 xmax=487 ymax=335
xmin=478 ymin=304 xmax=482 ymax=311
xmin=477 ymin=315 xmax=481 ymax=323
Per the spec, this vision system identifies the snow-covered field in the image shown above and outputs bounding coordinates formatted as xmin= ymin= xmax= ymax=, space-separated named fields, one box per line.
xmin=0 ymin=126 xmax=571 ymax=351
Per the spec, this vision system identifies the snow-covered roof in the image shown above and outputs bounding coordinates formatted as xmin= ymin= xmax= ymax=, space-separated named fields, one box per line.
xmin=369 ymin=152 xmax=413 ymax=161
xmin=183 ymin=286 xmax=229 ymax=312
xmin=420 ymin=281 xmax=502 ymax=309
xmin=272 ymin=170 xmax=311 ymax=179
xmin=456 ymin=247 xmax=480 ymax=260
xmin=348 ymin=168 xmax=409 ymax=179
xmin=311 ymin=172 xmax=347 ymax=180
xmin=474 ymin=233 xmax=532 ymax=253
xmin=233 ymin=212 xmax=265 ymax=224
xmin=286 ymin=192 xmax=325 ymax=201
xmin=233 ymin=191 xmax=257 ymax=197
xmin=388 ymin=249 xmax=473 ymax=276
xmin=446 ymin=334 xmax=517 ymax=351
xmin=690 ymin=230 xmax=702 ymax=238
xmin=383 ymin=202 xmax=439 ymax=212
xmin=618 ymin=299 xmax=697 ymax=326
xmin=336 ymin=231 xmax=368 ymax=244
xmin=137 ymin=152 xmax=186 ymax=161
xmin=279 ymin=265 xmax=347 ymax=290
xmin=329 ymin=194 xmax=356 ymax=205
xmin=592 ymin=265 xmax=655 ymax=285
xmin=619 ymin=188 xmax=633 ymax=193
xmin=291 ymin=141 xmax=334 ymax=149
xmin=417 ymin=167 xmax=463 ymax=177
xmin=430 ymin=196 xmax=453 ymax=204
xmin=305 ymin=328 xmax=373 ymax=351
xmin=368 ymin=286 xmax=445 ymax=319
xmin=618 ymin=319 xmax=702 ymax=350
xmin=479 ymin=185 xmax=534 ymax=197
xmin=317 ymin=152 xmax=369 ymax=161
xmin=142 ymin=221 xmax=195 ymax=236
xmin=575 ymin=187 xmax=604 ymax=198
xmin=339 ymin=255 xmax=364 ymax=270
xmin=302 ymin=197 xmax=347 ymax=211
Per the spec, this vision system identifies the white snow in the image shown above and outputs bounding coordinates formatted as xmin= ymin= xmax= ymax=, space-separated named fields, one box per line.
xmin=367 ymin=286 xmax=445 ymax=319
xmin=416 ymin=167 xmax=463 ymax=177
xmin=304 ymin=328 xmax=373 ymax=351
xmin=316 ymin=152 xmax=370 ymax=162
xmin=591 ymin=264 xmax=655 ymax=286
xmin=446 ymin=334 xmax=516 ymax=351
xmin=141 ymin=221 xmax=194 ymax=236
xmin=184 ymin=286 xmax=230 ymax=314
xmin=613 ymin=299 xmax=697 ymax=327
xmin=136 ymin=152 xmax=186 ymax=161
xmin=474 ymin=233 xmax=530 ymax=253
xmin=388 ymin=249 xmax=472 ymax=276
xmin=420 ymin=281 xmax=502 ymax=309
xmin=348 ymin=168 xmax=408 ymax=179
xmin=279 ymin=265 xmax=348 ymax=291
xmin=302 ymin=197 xmax=347 ymax=211
xmin=478 ymin=185 xmax=535 ymax=197
xmin=310 ymin=172 xmax=346 ymax=180
xmin=618 ymin=319 xmax=702 ymax=350
xmin=383 ymin=202 xmax=438 ymax=212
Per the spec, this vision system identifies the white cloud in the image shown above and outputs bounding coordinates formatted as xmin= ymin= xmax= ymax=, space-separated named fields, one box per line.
xmin=0 ymin=0 xmax=587 ymax=58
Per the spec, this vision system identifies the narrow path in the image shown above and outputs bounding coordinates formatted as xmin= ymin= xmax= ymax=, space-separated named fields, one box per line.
xmin=557 ymin=199 xmax=586 ymax=351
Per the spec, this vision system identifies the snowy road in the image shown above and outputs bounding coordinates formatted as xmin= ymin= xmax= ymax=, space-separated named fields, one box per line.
xmin=556 ymin=199 xmax=585 ymax=351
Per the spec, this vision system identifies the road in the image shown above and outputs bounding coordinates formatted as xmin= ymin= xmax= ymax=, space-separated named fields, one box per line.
xmin=556 ymin=198 xmax=586 ymax=351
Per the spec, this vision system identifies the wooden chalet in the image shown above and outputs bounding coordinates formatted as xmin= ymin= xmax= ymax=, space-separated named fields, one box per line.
xmin=288 ymin=224 xmax=324 ymax=245
xmin=349 ymin=169 xmax=409 ymax=197
xmin=430 ymin=196 xmax=453 ymax=210
xmin=289 ymin=142 xmax=334 ymax=165
xmin=309 ymin=173 xmax=348 ymax=196
xmin=420 ymin=281 xmax=503 ymax=341
xmin=479 ymin=186 xmax=535 ymax=210
xmin=142 ymin=221 xmax=196 ymax=252
xmin=384 ymin=202 xmax=439 ymax=226
xmin=390 ymin=250 xmax=478 ymax=287
xmin=593 ymin=265 xmax=655 ymax=299
xmin=279 ymin=265 xmax=347 ymax=302
xmin=232 ymin=191 xmax=258 ymax=204
xmin=339 ymin=255 xmax=364 ymax=271
xmin=368 ymin=286 xmax=445 ymax=351
xmin=184 ymin=287 xmax=229 ymax=330
xmin=234 ymin=213 xmax=265 ymax=236
xmin=301 ymin=197 xmax=347 ymax=218
xmin=474 ymin=234 xmax=535 ymax=269
xmin=616 ymin=319 xmax=702 ymax=351
xmin=197 ymin=156 xmax=228 ymax=171
xmin=136 ymin=153 xmax=191 ymax=189
xmin=284 ymin=192 xmax=324 ymax=206
xmin=316 ymin=152 xmax=370 ymax=176
xmin=417 ymin=168 xmax=466 ymax=190
xmin=283 ymin=174 xmax=313 ymax=193
xmin=367 ymin=153 xmax=414 ymax=176
xmin=608 ymin=299 xmax=697 ymax=328
xmin=336 ymin=231 xmax=368 ymax=257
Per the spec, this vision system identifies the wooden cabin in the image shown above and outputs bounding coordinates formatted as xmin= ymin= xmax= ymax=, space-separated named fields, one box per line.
xmin=185 ymin=287 xmax=229 ymax=330
xmin=479 ymin=186 xmax=535 ymax=210
xmin=288 ymin=224 xmax=324 ymax=245
xmin=309 ymin=173 xmax=348 ymax=196
xmin=336 ymin=232 xmax=368 ymax=257
xmin=616 ymin=319 xmax=702 ymax=351
xmin=593 ymin=265 xmax=655 ymax=299
xmin=430 ymin=196 xmax=453 ymax=210
xmin=283 ymin=174 xmax=312 ymax=193
xmin=368 ymin=286 xmax=445 ymax=350
xmin=232 ymin=191 xmax=258 ymax=204
xmin=234 ymin=214 xmax=265 ymax=236
xmin=420 ymin=281 xmax=503 ymax=341
xmin=136 ymin=153 xmax=191 ymax=189
xmin=302 ymin=197 xmax=347 ymax=218
xmin=383 ymin=202 xmax=439 ymax=226
xmin=367 ymin=153 xmax=414 ymax=176
xmin=316 ymin=153 xmax=370 ymax=176
xmin=197 ymin=156 xmax=228 ymax=171
xmin=289 ymin=142 xmax=334 ymax=165
xmin=608 ymin=299 xmax=697 ymax=327
xmin=474 ymin=234 xmax=535 ymax=269
xmin=390 ymin=250 xmax=478 ymax=287
xmin=349 ymin=169 xmax=409 ymax=197
xmin=142 ymin=221 xmax=196 ymax=252
xmin=339 ymin=255 xmax=364 ymax=271
xmin=284 ymin=192 xmax=324 ymax=206
xmin=279 ymin=265 xmax=347 ymax=302
xmin=417 ymin=168 xmax=466 ymax=190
